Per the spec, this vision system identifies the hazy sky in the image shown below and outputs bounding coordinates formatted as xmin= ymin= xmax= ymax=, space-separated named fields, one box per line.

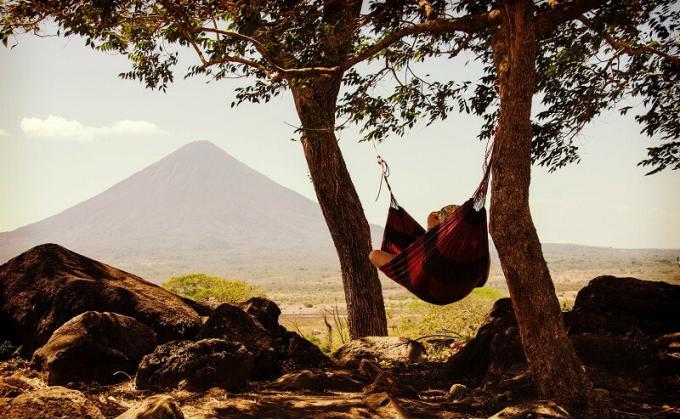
xmin=1 ymin=33 xmax=678 ymax=249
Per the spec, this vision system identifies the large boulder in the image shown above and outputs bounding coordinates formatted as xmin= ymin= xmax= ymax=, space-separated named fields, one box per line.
xmin=0 ymin=386 xmax=105 ymax=419
xmin=0 ymin=244 xmax=202 ymax=353
xmin=568 ymin=276 xmax=680 ymax=337
xmin=197 ymin=303 xmax=278 ymax=378
xmin=117 ymin=395 xmax=184 ymax=419
xmin=334 ymin=337 xmax=426 ymax=368
xmin=135 ymin=339 xmax=253 ymax=391
xmin=31 ymin=311 xmax=157 ymax=385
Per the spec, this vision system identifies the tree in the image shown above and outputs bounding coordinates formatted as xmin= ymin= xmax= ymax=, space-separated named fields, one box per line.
xmin=336 ymin=0 xmax=678 ymax=413
xmin=1 ymin=0 xmax=388 ymax=338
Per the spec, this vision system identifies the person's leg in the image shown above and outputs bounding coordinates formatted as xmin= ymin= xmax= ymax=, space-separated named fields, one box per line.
xmin=369 ymin=250 xmax=396 ymax=268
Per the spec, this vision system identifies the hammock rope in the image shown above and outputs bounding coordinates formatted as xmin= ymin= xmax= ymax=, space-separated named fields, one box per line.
xmin=373 ymin=137 xmax=494 ymax=305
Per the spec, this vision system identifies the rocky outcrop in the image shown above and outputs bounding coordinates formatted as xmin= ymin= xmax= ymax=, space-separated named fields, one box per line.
xmin=568 ymin=276 xmax=680 ymax=337
xmin=0 ymin=386 xmax=105 ymax=419
xmin=136 ymin=339 xmax=253 ymax=391
xmin=31 ymin=311 xmax=157 ymax=385
xmin=117 ymin=395 xmax=184 ymax=419
xmin=445 ymin=277 xmax=680 ymax=393
xmin=0 ymin=244 xmax=202 ymax=353
xmin=334 ymin=337 xmax=426 ymax=368
xmin=197 ymin=303 xmax=278 ymax=378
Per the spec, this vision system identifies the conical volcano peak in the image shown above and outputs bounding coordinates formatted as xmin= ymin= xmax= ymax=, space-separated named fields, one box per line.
xmin=0 ymin=141 xmax=339 ymax=280
xmin=175 ymin=140 xmax=225 ymax=154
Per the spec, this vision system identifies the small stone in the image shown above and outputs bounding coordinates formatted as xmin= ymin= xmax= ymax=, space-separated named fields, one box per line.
xmin=448 ymin=383 xmax=468 ymax=399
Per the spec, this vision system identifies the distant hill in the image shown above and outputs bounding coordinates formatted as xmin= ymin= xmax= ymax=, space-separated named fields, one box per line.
xmin=0 ymin=141 xmax=369 ymax=280
xmin=0 ymin=141 xmax=677 ymax=285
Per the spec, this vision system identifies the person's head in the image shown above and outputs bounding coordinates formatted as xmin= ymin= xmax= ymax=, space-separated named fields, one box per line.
xmin=439 ymin=204 xmax=460 ymax=221
xmin=427 ymin=204 xmax=460 ymax=230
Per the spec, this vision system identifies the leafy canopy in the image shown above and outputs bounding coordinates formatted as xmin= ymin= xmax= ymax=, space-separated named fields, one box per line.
xmin=339 ymin=0 xmax=679 ymax=174
xmin=1 ymin=0 xmax=677 ymax=172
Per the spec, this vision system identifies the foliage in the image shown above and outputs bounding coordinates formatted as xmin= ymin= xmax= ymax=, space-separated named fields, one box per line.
xmin=338 ymin=0 xmax=680 ymax=174
xmin=0 ymin=339 xmax=18 ymax=360
xmin=162 ymin=273 xmax=265 ymax=304
xmin=392 ymin=287 xmax=504 ymax=342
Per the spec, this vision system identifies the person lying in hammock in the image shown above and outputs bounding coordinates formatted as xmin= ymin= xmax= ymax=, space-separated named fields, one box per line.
xmin=369 ymin=204 xmax=460 ymax=268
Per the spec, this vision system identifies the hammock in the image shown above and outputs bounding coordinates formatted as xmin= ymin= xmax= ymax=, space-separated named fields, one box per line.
xmin=375 ymin=152 xmax=492 ymax=305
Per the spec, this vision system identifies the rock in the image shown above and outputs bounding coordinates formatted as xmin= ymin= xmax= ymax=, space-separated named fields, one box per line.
xmin=445 ymin=298 xmax=519 ymax=381
xmin=136 ymin=339 xmax=253 ymax=392
xmin=0 ymin=244 xmax=202 ymax=353
xmin=448 ymin=383 xmax=468 ymax=400
xmin=272 ymin=369 xmax=364 ymax=393
xmin=31 ymin=311 xmax=157 ymax=385
xmin=571 ymin=333 xmax=657 ymax=377
xmin=1 ymin=386 xmax=105 ymax=419
xmin=489 ymin=400 xmax=571 ymax=418
xmin=180 ymin=297 xmax=217 ymax=317
xmin=568 ymin=276 xmax=680 ymax=337
xmin=0 ymin=377 xmax=35 ymax=399
xmin=239 ymin=297 xmax=285 ymax=336
xmin=656 ymin=332 xmax=680 ymax=373
xmin=279 ymin=332 xmax=334 ymax=373
xmin=117 ymin=395 xmax=184 ymax=419
xmin=358 ymin=358 xmax=383 ymax=380
xmin=483 ymin=326 xmax=526 ymax=389
xmin=197 ymin=303 xmax=278 ymax=378
xmin=334 ymin=337 xmax=426 ymax=368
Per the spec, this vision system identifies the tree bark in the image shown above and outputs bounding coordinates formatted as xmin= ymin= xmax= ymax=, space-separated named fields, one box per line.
xmin=489 ymin=0 xmax=595 ymax=413
xmin=290 ymin=76 xmax=388 ymax=338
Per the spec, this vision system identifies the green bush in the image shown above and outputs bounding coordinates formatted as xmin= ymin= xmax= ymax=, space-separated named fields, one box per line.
xmin=391 ymin=287 xmax=505 ymax=342
xmin=162 ymin=273 xmax=265 ymax=304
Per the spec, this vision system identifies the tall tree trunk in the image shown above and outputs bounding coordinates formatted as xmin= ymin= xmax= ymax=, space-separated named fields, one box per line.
xmin=291 ymin=77 xmax=388 ymax=338
xmin=489 ymin=0 xmax=595 ymax=413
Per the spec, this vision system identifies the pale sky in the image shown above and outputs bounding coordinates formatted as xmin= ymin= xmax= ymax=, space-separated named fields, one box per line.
xmin=0 ymin=33 xmax=678 ymax=249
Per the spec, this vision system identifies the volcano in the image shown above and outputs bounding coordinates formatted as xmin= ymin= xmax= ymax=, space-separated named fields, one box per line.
xmin=0 ymin=141 xmax=356 ymax=281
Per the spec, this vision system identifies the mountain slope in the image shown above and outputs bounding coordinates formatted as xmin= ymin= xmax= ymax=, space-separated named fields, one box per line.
xmin=0 ymin=141 xmax=359 ymax=279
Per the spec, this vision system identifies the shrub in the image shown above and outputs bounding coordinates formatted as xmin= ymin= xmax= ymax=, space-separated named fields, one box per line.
xmin=392 ymin=287 xmax=504 ymax=342
xmin=162 ymin=273 xmax=265 ymax=304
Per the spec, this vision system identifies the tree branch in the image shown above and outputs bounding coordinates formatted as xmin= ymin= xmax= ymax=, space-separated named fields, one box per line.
xmin=578 ymin=16 xmax=680 ymax=69
xmin=198 ymin=26 xmax=281 ymax=68
xmin=535 ymin=0 xmax=605 ymax=37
